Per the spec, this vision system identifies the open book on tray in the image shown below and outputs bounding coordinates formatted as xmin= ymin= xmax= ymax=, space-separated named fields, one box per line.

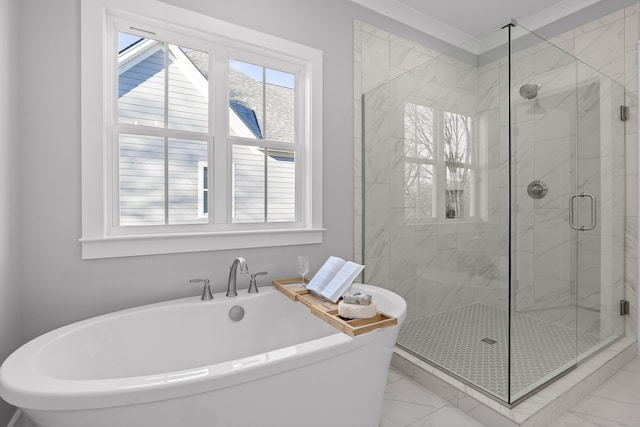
xmin=305 ymin=256 xmax=364 ymax=303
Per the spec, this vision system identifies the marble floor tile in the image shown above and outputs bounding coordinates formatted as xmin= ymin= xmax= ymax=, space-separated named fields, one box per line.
xmin=380 ymin=376 xmax=448 ymax=427
xmin=552 ymin=395 xmax=640 ymax=426
xmin=546 ymin=412 xmax=607 ymax=427
xmin=383 ymin=356 xmax=640 ymax=427
xmin=406 ymin=406 xmax=486 ymax=427
xmin=387 ymin=366 xmax=407 ymax=385
xmin=549 ymin=355 xmax=640 ymax=427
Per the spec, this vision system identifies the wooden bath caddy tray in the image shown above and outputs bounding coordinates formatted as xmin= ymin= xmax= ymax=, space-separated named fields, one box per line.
xmin=272 ymin=277 xmax=397 ymax=336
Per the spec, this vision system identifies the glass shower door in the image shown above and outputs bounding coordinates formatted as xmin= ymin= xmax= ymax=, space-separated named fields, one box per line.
xmin=509 ymin=25 xmax=580 ymax=402
xmin=574 ymin=61 xmax=626 ymax=360
xmin=509 ymin=24 xmax=626 ymax=403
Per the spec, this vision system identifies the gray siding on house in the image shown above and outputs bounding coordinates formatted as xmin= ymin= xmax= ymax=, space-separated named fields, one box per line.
xmin=118 ymin=135 xmax=210 ymax=226
xmin=119 ymin=49 xmax=166 ymax=127
xmin=267 ymin=151 xmax=296 ymax=222
xmin=119 ymin=134 xmax=165 ymax=226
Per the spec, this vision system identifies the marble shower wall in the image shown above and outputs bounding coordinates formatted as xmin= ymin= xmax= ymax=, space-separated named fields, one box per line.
xmin=356 ymin=24 xmax=509 ymax=321
xmin=354 ymin=3 xmax=639 ymax=339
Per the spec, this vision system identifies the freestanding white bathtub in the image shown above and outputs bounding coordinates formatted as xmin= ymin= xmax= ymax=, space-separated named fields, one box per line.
xmin=0 ymin=284 xmax=406 ymax=427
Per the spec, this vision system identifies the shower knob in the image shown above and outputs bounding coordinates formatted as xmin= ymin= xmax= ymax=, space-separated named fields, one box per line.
xmin=527 ymin=180 xmax=548 ymax=199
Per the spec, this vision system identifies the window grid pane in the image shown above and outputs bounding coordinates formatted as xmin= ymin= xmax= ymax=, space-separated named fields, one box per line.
xmin=404 ymin=102 xmax=435 ymax=219
xmin=168 ymin=138 xmax=208 ymax=225
xmin=118 ymin=35 xmax=166 ymax=128
xmin=443 ymin=111 xmax=473 ymax=219
xmin=267 ymin=149 xmax=296 ymax=222
xmin=232 ymin=144 xmax=266 ymax=223
xmin=404 ymin=162 xmax=434 ymax=219
xmin=265 ymin=70 xmax=295 ymax=143
xmin=168 ymin=46 xmax=209 ymax=132
xmin=229 ymin=60 xmax=295 ymax=143
xmin=119 ymin=133 xmax=165 ymax=226
xmin=229 ymin=60 xmax=264 ymax=139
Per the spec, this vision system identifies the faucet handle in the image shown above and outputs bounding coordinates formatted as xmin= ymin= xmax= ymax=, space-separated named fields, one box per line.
xmin=248 ymin=272 xmax=268 ymax=294
xmin=189 ymin=278 xmax=213 ymax=301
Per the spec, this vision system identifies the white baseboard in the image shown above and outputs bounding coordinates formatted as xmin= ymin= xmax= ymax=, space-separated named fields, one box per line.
xmin=6 ymin=409 xmax=21 ymax=427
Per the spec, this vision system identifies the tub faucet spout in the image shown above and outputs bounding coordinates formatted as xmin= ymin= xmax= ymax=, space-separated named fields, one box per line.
xmin=227 ymin=257 xmax=248 ymax=297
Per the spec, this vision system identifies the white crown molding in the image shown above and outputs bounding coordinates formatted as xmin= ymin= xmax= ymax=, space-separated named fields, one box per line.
xmin=351 ymin=0 xmax=606 ymax=54
xmin=350 ymin=0 xmax=477 ymax=48
xmin=517 ymin=0 xmax=600 ymax=32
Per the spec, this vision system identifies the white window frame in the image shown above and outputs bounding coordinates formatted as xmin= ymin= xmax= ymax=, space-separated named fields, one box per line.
xmin=80 ymin=0 xmax=323 ymax=259
xmin=197 ymin=161 xmax=208 ymax=219
xmin=402 ymin=100 xmax=480 ymax=223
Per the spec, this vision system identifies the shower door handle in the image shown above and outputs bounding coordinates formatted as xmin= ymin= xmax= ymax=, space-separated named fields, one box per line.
xmin=569 ymin=193 xmax=596 ymax=231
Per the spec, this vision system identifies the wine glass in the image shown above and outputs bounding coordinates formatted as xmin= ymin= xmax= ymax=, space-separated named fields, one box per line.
xmin=297 ymin=255 xmax=310 ymax=287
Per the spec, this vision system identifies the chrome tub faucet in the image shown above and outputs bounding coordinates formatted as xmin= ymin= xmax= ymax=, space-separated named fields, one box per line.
xmin=227 ymin=257 xmax=248 ymax=297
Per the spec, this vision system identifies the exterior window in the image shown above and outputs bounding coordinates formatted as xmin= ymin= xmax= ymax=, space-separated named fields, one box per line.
xmin=403 ymin=102 xmax=475 ymax=221
xmin=228 ymin=60 xmax=296 ymax=223
xmin=80 ymin=0 xmax=323 ymax=258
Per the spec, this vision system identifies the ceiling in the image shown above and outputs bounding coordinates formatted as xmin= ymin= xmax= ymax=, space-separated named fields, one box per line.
xmin=350 ymin=0 xmax=631 ymax=53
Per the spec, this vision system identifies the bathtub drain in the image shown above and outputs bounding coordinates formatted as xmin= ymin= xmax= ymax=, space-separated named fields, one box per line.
xmin=229 ymin=305 xmax=245 ymax=322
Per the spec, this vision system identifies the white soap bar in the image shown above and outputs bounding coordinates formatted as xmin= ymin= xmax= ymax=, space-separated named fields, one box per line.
xmin=338 ymin=300 xmax=377 ymax=319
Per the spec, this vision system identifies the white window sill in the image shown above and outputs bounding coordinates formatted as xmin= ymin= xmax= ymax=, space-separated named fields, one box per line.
xmin=79 ymin=228 xmax=324 ymax=259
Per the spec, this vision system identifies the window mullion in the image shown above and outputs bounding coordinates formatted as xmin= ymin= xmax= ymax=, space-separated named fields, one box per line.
xmin=262 ymin=67 xmax=268 ymax=222
xmin=164 ymin=42 xmax=170 ymax=225
xmin=213 ymin=53 xmax=229 ymax=224
xmin=164 ymin=136 xmax=169 ymax=225
xmin=262 ymin=66 xmax=267 ymax=140
xmin=264 ymin=148 xmax=268 ymax=222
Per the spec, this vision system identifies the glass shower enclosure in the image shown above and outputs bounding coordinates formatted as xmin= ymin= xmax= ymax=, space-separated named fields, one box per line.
xmin=362 ymin=22 xmax=626 ymax=405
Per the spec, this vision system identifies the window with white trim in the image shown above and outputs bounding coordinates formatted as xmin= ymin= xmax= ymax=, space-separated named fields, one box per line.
xmin=403 ymin=101 xmax=476 ymax=221
xmin=80 ymin=0 xmax=323 ymax=259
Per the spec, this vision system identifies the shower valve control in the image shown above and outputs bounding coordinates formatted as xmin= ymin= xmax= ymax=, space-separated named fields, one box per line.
xmin=527 ymin=180 xmax=548 ymax=199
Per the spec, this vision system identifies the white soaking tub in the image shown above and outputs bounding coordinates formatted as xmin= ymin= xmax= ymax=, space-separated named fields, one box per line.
xmin=0 ymin=284 xmax=406 ymax=427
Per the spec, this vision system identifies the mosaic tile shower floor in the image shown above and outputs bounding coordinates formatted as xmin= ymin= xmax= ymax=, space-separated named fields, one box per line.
xmin=397 ymin=303 xmax=603 ymax=401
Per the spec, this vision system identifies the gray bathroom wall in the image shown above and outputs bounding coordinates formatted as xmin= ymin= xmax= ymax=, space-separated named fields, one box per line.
xmin=0 ymin=0 xmax=22 ymax=424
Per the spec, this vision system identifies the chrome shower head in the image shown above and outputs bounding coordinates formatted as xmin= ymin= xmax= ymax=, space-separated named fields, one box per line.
xmin=519 ymin=83 xmax=541 ymax=100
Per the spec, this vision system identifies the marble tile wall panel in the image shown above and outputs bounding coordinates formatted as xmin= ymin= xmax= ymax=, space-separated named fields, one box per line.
xmin=533 ymin=208 xmax=573 ymax=282
xmin=361 ymin=25 xmax=390 ymax=94
xmin=575 ymin=15 xmax=626 ymax=86
xmin=513 ymin=251 xmax=535 ymax=312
